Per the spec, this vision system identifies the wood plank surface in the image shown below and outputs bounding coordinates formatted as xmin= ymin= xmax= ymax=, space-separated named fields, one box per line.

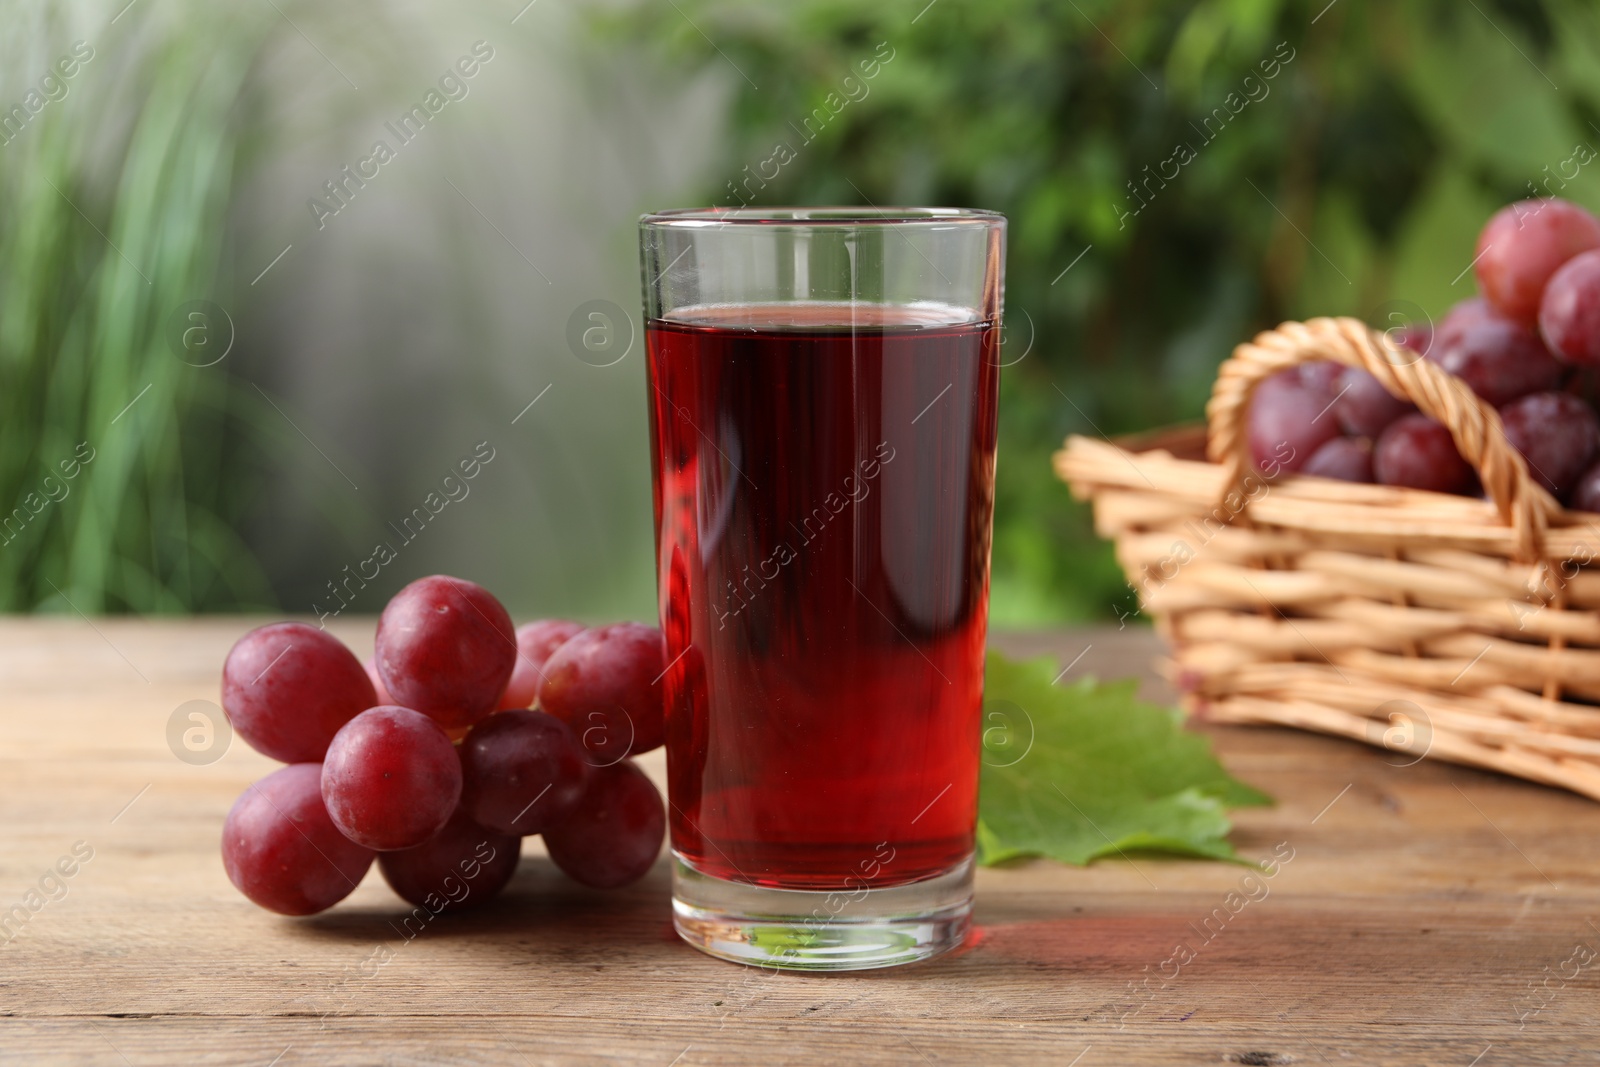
xmin=2 ymin=617 xmax=1598 ymax=1065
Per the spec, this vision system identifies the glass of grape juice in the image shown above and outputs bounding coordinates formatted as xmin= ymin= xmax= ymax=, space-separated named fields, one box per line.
xmin=639 ymin=208 xmax=1005 ymax=970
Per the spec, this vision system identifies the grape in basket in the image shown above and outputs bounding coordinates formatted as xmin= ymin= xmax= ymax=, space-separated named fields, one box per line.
xmin=1247 ymin=197 xmax=1600 ymax=503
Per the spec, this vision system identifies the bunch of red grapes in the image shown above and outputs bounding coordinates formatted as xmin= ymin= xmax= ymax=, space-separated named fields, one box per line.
xmin=1250 ymin=197 xmax=1600 ymax=509
xmin=219 ymin=575 xmax=668 ymax=917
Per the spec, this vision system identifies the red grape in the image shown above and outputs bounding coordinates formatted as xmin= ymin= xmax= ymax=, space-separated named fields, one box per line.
xmin=1474 ymin=198 xmax=1600 ymax=324
xmin=376 ymin=576 xmax=517 ymax=730
xmin=1435 ymin=298 xmax=1496 ymax=353
xmin=222 ymin=764 xmax=374 ymax=916
xmin=377 ymin=805 xmax=520 ymax=910
xmin=1394 ymin=323 xmax=1433 ymax=359
xmin=499 ymin=620 xmax=585 ymax=710
xmin=364 ymin=657 xmax=392 ymax=705
xmin=460 ymin=709 xmax=590 ymax=835
xmin=542 ymin=761 xmax=665 ymax=889
xmin=1499 ymin=391 xmax=1600 ymax=497
xmin=1569 ymin=460 xmax=1600 ymax=512
xmin=321 ymin=706 xmax=462 ymax=851
xmin=1246 ymin=371 xmax=1341 ymax=474
xmin=539 ymin=623 xmax=667 ymax=761
xmin=1297 ymin=360 xmax=1343 ymax=395
xmin=1334 ymin=366 xmax=1414 ymax=437
xmin=1374 ymin=414 xmax=1474 ymax=494
xmin=1539 ymin=250 xmax=1600 ymax=367
xmin=1301 ymin=436 xmax=1374 ymax=483
xmin=222 ymin=623 xmax=376 ymax=763
xmin=1430 ymin=314 xmax=1563 ymax=407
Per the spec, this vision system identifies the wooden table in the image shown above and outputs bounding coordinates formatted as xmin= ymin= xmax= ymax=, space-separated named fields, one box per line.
xmin=3 ymin=618 xmax=1598 ymax=1065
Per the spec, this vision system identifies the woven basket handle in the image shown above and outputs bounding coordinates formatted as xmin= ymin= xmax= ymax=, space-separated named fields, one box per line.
xmin=1206 ymin=316 xmax=1558 ymax=561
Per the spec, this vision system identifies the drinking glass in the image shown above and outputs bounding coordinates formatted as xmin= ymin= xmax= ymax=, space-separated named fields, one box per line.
xmin=639 ymin=207 xmax=1004 ymax=970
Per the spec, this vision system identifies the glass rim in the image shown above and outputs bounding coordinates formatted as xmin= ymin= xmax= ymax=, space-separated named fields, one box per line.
xmin=640 ymin=206 xmax=1005 ymax=228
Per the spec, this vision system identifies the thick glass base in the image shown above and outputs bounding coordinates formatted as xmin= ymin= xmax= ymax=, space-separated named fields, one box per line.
xmin=671 ymin=853 xmax=973 ymax=971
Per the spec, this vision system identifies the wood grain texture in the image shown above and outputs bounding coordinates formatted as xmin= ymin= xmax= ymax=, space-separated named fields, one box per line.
xmin=2 ymin=618 xmax=1598 ymax=1065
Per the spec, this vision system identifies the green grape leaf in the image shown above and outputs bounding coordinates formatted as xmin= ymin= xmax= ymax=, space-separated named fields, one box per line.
xmin=977 ymin=653 xmax=1272 ymax=867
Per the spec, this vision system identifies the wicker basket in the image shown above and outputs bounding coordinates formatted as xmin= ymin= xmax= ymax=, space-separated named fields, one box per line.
xmin=1055 ymin=316 xmax=1600 ymax=802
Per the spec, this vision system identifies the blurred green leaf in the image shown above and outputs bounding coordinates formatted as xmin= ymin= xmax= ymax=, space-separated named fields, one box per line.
xmin=1388 ymin=168 xmax=1501 ymax=322
xmin=1396 ymin=4 xmax=1579 ymax=185
xmin=1550 ymin=0 xmax=1600 ymax=116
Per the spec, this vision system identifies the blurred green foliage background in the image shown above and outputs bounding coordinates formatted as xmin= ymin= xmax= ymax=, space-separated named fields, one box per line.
xmin=618 ymin=0 xmax=1600 ymax=624
xmin=0 ymin=5 xmax=278 ymax=612
xmin=4 ymin=0 xmax=1600 ymax=622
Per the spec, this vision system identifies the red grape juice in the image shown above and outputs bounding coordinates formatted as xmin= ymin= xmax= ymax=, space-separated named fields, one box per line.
xmin=647 ymin=302 xmax=999 ymax=891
